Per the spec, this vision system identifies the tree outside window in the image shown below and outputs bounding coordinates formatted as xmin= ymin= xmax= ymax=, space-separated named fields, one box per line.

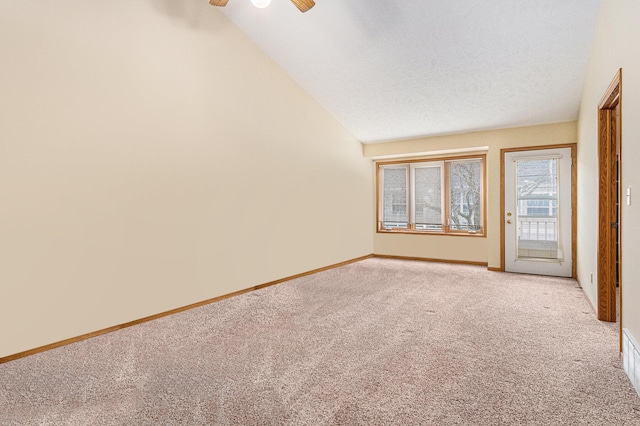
xmin=449 ymin=161 xmax=482 ymax=232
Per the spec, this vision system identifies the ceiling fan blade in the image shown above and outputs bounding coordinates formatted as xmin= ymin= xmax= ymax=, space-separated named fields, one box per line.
xmin=290 ymin=0 xmax=315 ymax=13
xmin=209 ymin=0 xmax=229 ymax=6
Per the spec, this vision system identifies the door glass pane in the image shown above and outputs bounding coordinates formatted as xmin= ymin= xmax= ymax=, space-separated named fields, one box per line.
xmin=414 ymin=166 xmax=442 ymax=230
xmin=515 ymin=158 xmax=559 ymax=259
xmin=382 ymin=166 xmax=408 ymax=228
xmin=449 ymin=161 xmax=482 ymax=232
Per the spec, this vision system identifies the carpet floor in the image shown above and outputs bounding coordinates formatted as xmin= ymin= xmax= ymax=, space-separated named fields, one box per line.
xmin=1 ymin=258 xmax=639 ymax=425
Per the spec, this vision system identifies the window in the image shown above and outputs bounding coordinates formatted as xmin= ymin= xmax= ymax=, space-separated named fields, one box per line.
xmin=377 ymin=155 xmax=485 ymax=235
xmin=516 ymin=158 xmax=558 ymax=218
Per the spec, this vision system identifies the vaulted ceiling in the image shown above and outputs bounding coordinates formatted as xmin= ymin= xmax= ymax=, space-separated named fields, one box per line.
xmin=220 ymin=0 xmax=601 ymax=143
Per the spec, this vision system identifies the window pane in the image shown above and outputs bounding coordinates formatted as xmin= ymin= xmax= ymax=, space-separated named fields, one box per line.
xmin=414 ymin=166 xmax=442 ymax=230
xmin=449 ymin=161 xmax=482 ymax=232
xmin=516 ymin=158 xmax=558 ymax=259
xmin=382 ymin=166 xmax=408 ymax=228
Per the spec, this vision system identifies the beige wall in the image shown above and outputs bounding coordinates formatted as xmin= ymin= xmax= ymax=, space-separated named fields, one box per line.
xmin=0 ymin=1 xmax=373 ymax=358
xmin=364 ymin=122 xmax=577 ymax=267
xmin=577 ymin=0 xmax=640 ymax=340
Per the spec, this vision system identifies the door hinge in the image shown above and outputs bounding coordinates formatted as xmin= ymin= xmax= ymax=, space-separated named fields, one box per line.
xmin=611 ymin=222 xmax=619 ymax=229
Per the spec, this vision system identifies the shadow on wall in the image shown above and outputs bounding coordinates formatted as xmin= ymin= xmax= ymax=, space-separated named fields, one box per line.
xmin=148 ymin=0 xmax=227 ymax=32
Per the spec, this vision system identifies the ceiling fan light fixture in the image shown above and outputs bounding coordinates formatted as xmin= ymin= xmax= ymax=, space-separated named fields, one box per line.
xmin=251 ymin=0 xmax=272 ymax=8
xmin=290 ymin=0 xmax=315 ymax=12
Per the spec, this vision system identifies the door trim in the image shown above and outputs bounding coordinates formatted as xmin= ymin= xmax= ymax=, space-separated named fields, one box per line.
xmin=500 ymin=143 xmax=577 ymax=278
xmin=597 ymin=69 xmax=622 ymax=325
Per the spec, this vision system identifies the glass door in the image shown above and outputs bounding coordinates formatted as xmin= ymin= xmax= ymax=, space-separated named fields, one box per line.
xmin=504 ymin=148 xmax=572 ymax=277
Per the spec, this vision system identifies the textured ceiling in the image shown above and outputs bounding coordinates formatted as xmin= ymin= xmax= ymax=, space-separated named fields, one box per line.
xmin=221 ymin=1 xmax=601 ymax=143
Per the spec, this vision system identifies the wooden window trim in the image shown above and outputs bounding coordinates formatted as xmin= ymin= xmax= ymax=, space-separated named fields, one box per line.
xmin=376 ymin=154 xmax=486 ymax=237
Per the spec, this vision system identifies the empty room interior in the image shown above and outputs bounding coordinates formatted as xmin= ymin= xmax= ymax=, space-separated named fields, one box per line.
xmin=2 ymin=0 xmax=640 ymax=423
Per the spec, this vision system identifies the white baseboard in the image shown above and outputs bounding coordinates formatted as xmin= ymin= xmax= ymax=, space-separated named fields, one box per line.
xmin=622 ymin=328 xmax=640 ymax=397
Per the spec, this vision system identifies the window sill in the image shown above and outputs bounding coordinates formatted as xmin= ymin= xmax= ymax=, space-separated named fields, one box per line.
xmin=376 ymin=228 xmax=486 ymax=238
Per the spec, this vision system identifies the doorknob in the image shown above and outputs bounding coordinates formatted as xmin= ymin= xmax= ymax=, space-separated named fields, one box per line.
xmin=507 ymin=220 xmax=512 ymax=224
xmin=507 ymin=212 xmax=512 ymax=217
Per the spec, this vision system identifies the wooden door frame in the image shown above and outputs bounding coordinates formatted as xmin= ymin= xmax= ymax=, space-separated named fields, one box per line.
xmin=500 ymin=144 xmax=577 ymax=278
xmin=597 ymin=69 xmax=622 ymax=324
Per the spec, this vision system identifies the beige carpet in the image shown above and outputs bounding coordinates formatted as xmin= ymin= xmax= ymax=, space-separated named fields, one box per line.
xmin=1 ymin=258 xmax=639 ymax=425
